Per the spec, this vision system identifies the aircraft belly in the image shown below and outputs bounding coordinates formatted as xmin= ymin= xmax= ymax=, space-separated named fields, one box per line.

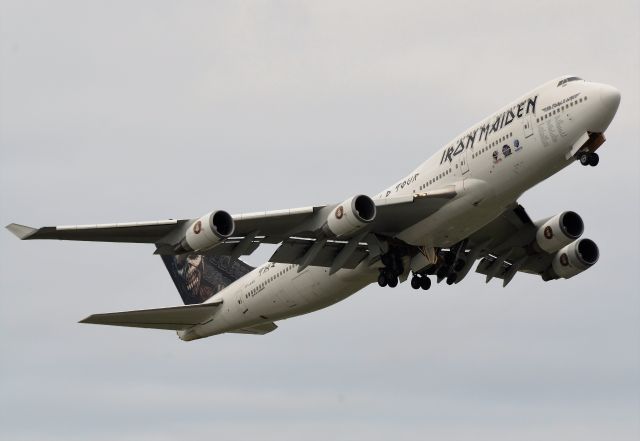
xmin=273 ymin=266 xmax=370 ymax=318
xmin=397 ymin=178 xmax=505 ymax=247
xmin=190 ymin=265 xmax=372 ymax=337
xmin=271 ymin=276 xmax=370 ymax=321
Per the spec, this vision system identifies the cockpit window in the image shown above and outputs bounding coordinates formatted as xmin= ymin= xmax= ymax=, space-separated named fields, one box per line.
xmin=557 ymin=76 xmax=583 ymax=87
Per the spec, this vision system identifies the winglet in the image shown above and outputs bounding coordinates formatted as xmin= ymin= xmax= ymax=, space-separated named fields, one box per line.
xmin=6 ymin=223 xmax=38 ymax=240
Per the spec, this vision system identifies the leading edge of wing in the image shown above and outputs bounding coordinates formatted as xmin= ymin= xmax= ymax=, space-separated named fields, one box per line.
xmin=375 ymin=185 xmax=457 ymax=207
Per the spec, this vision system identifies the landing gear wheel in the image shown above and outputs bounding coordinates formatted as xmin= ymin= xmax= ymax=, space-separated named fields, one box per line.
xmin=579 ymin=152 xmax=590 ymax=166
xmin=411 ymin=276 xmax=421 ymax=290
xmin=588 ymin=153 xmax=599 ymax=166
xmin=387 ymin=275 xmax=399 ymax=288
xmin=453 ymin=259 xmax=466 ymax=272
xmin=446 ymin=273 xmax=458 ymax=285
xmin=420 ymin=276 xmax=432 ymax=290
xmin=377 ymin=273 xmax=388 ymax=287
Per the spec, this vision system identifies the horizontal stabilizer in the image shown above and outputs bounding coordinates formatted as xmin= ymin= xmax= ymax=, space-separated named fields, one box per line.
xmin=79 ymin=299 xmax=223 ymax=330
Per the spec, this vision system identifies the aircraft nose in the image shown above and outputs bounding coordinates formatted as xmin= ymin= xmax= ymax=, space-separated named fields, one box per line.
xmin=599 ymin=84 xmax=621 ymax=113
xmin=588 ymin=83 xmax=621 ymax=132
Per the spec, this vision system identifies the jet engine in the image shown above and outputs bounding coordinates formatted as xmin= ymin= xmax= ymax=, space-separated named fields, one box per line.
xmin=323 ymin=194 xmax=376 ymax=238
xmin=535 ymin=211 xmax=584 ymax=253
xmin=550 ymin=238 xmax=599 ymax=279
xmin=177 ymin=210 xmax=235 ymax=253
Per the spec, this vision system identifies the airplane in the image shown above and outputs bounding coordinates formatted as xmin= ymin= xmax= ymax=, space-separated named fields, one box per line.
xmin=7 ymin=75 xmax=621 ymax=341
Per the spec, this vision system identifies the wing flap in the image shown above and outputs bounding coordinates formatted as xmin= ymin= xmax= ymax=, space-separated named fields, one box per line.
xmin=79 ymin=300 xmax=223 ymax=330
xmin=269 ymin=238 xmax=369 ymax=269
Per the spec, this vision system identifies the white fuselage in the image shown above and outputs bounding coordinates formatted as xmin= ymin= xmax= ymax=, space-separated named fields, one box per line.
xmin=179 ymin=77 xmax=620 ymax=341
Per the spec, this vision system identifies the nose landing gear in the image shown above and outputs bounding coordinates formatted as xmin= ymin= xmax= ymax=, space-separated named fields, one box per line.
xmin=578 ymin=152 xmax=599 ymax=167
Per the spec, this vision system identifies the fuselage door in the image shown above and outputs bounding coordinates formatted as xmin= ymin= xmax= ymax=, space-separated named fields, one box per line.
xmin=236 ymin=290 xmax=248 ymax=315
xmin=523 ymin=116 xmax=534 ymax=138
xmin=459 ymin=145 xmax=470 ymax=175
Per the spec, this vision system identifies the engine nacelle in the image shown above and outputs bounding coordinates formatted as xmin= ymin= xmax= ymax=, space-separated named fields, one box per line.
xmin=535 ymin=211 xmax=584 ymax=253
xmin=180 ymin=210 xmax=235 ymax=253
xmin=324 ymin=194 xmax=376 ymax=238
xmin=550 ymin=238 xmax=599 ymax=279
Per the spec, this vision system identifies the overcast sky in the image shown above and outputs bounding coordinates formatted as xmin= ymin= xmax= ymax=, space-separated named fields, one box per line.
xmin=1 ymin=1 xmax=639 ymax=440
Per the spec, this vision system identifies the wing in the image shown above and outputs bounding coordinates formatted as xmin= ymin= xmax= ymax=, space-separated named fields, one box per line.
xmin=454 ymin=204 xmax=578 ymax=286
xmin=6 ymin=219 xmax=186 ymax=243
xmin=7 ymin=188 xmax=456 ymax=273
xmin=5 ymin=208 xmax=320 ymax=245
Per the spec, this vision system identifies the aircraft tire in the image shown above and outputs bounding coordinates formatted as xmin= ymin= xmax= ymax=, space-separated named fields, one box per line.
xmin=588 ymin=153 xmax=599 ymax=166
xmin=446 ymin=273 xmax=457 ymax=285
xmin=388 ymin=275 xmax=399 ymax=288
xmin=579 ymin=152 xmax=590 ymax=166
xmin=420 ymin=276 xmax=431 ymax=290
xmin=410 ymin=276 xmax=421 ymax=289
xmin=378 ymin=273 xmax=388 ymax=287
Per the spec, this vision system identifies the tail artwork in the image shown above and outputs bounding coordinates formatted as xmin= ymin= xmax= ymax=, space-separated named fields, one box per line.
xmin=161 ymin=253 xmax=254 ymax=305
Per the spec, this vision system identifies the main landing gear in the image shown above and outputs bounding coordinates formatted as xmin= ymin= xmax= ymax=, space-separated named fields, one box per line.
xmin=377 ymin=252 xmax=404 ymax=288
xmin=380 ymin=271 xmax=431 ymax=290
xmin=377 ymin=271 xmax=398 ymax=288
xmin=429 ymin=239 xmax=468 ymax=286
xmin=578 ymin=151 xmax=599 ymax=167
xmin=378 ymin=267 xmax=432 ymax=291
xmin=410 ymin=273 xmax=431 ymax=290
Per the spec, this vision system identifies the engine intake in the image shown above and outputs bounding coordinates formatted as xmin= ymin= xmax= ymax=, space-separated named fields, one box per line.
xmin=324 ymin=194 xmax=376 ymax=238
xmin=535 ymin=211 xmax=584 ymax=253
xmin=550 ymin=238 xmax=599 ymax=279
xmin=179 ymin=210 xmax=235 ymax=253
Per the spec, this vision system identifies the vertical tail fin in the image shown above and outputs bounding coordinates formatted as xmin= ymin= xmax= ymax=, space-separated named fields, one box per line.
xmin=161 ymin=253 xmax=254 ymax=305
